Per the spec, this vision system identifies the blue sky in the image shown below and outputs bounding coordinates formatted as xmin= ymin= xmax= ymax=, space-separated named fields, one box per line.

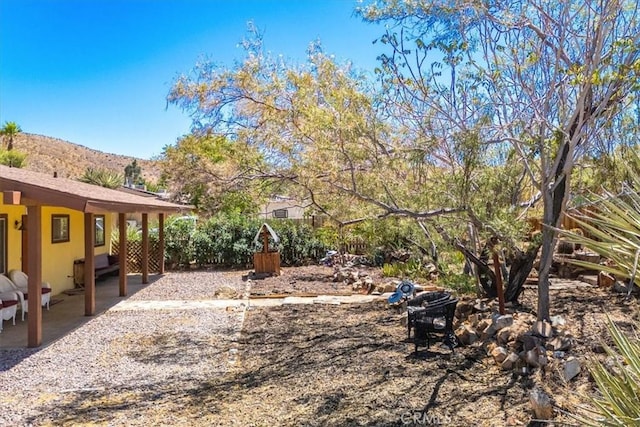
xmin=0 ymin=0 xmax=383 ymax=159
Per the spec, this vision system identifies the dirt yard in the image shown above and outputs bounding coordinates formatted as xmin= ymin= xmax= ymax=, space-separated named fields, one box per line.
xmin=2 ymin=266 xmax=638 ymax=426
xmin=225 ymin=266 xmax=640 ymax=425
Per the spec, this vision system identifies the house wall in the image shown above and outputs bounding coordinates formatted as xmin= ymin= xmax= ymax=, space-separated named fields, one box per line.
xmin=260 ymin=198 xmax=306 ymax=219
xmin=1 ymin=200 xmax=113 ymax=296
xmin=4 ymin=204 xmax=26 ymax=273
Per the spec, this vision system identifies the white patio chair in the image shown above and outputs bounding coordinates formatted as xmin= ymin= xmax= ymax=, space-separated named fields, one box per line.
xmin=0 ymin=276 xmax=21 ymax=330
xmin=7 ymin=270 xmax=52 ymax=321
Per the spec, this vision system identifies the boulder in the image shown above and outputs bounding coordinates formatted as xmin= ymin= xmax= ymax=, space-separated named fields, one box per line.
xmin=496 ymin=327 xmax=513 ymax=345
xmin=550 ymin=315 xmax=566 ymax=328
xmin=501 ymin=352 xmax=520 ymax=370
xmin=493 ymin=314 xmax=514 ymax=330
xmin=456 ymin=325 xmax=479 ymax=346
xmin=598 ymin=271 xmax=616 ymax=288
xmin=563 ymin=357 xmax=581 ymax=382
xmin=476 ymin=318 xmax=491 ymax=332
xmin=547 ymin=336 xmax=573 ymax=352
xmin=482 ymin=323 xmax=498 ymax=340
xmin=455 ymin=301 xmax=474 ymax=320
xmin=521 ymin=335 xmax=542 ymax=352
xmin=215 ymin=286 xmax=238 ymax=299
xmin=525 ymin=346 xmax=548 ymax=368
xmin=529 ymin=387 xmax=553 ymax=420
xmin=491 ymin=346 xmax=509 ymax=364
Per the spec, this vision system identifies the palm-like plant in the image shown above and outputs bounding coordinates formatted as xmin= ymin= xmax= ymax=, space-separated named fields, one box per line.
xmin=561 ymin=165 xmax=640 ymax=424
xmin=79 ymin=167 xmax=124 ymax=189
xmin=0 ymin=121 xmax=22 ymax=151
xmin=572 ymin=317 xmax=640 ymax=426
xmin=561 ymin=184 xmax=640 ymax=295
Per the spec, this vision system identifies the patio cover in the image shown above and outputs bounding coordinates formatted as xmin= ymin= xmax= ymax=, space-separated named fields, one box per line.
xmin=0 ymin=165 xmax=190 ymax=347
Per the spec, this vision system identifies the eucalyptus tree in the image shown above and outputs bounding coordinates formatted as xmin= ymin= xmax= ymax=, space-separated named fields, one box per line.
xmin=358 ymin=0 xmax=640 ymax=320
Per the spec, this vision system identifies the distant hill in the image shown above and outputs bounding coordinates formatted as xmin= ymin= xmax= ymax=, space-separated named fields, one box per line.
xmin=10 ymin=133 xmax=162 ymax=182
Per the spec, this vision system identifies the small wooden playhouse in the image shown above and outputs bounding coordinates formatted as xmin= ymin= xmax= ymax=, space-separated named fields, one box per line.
xmin=253 ymin=223 xmax=281 ymax=275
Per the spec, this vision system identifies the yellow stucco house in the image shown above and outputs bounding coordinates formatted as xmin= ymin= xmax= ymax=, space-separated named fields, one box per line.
xmin=0 ymin=165 xmax=188 ymax=347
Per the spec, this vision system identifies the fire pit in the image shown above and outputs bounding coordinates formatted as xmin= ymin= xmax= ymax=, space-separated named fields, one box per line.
xmin=406 ymin=291 xmax=458 ymax=354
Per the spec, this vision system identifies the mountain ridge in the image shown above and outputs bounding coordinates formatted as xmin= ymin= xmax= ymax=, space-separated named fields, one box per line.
xmin=9 ymin=133 xmax=162 ymax=182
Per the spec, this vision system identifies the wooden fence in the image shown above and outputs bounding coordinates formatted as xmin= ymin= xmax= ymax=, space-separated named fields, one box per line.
xmin=111 ymin=239 xmax=370 ymax=272
xmin=112 ymin=241 xmax=162 ymax=273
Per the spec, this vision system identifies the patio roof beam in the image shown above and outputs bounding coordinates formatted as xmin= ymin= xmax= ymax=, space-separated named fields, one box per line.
xmin=84 ymin=213 xmax=96 ymax=316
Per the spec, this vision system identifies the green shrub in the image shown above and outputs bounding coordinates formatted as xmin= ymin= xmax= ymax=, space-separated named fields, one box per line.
xmin=164 ymin=216 xmax=196 ymax=267
xmin=0 ymin=149 xmax=27 ymax=167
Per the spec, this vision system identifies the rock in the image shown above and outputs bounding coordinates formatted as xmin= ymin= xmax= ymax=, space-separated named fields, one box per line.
xmin=468 ymin=313 xmax=481 ymax=328
xmin=456 ymin=325 xmax=479 ymax=346
xmin=533 ymin=320 xmax=554 ymax=338
xmin=215 ymin=286 xmax=238 ymax=299
xmin=550 ymin=315 xmax=566 ymax=327
xmin=521 ymin=334 xmax=542 ymax=351
xmin=482 ymin=323 xmax=498 ymax=340
xmin=529 ymin=387 xmax=553 ymax=420
xmin=382 ymin=282 xmax=397 ymax=293
xmin=563 ymin=357 xmax=581 ymax=381
xmin=455 ymin=301 xmax=474 ymax=320
xmin=501 ymin=352 xmax=520 ymax=370
xmin=491 ymin=346 xmax=509 ymax=364
xmin=525 ymin=346 xmax=548 ymax=368
xmin=473 ymin=299 xmax=491 ymax=312
xmin=547 ymin=336 xmax=572 ymax=352
xmin=476 ymin=318 xmax=491 ymax=332
xmin=591 ymin=343 xmax=606 ymax=353
xmin=496 ymin=327 xmax=513 ymax=345
xmin=485 ymin=341 xmax=498 ymax=356
xmin=598 ymin=271 xmax=615 ymax=288
xmin=493 ymin=314 xmax=514 ymax=330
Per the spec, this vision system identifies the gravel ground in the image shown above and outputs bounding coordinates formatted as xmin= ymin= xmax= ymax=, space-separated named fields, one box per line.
xmin=0 ymin=270 xmax=248 ymax=426
xmin=2 ymin=268 xmax=638 ymax=426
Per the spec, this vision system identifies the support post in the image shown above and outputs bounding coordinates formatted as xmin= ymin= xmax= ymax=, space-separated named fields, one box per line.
xmin=158 ymin=213 xmax=165 ymax=274
xmin=26 ymin=205 xmax=42 ymax=348
xmin=84 ymin=212 xmax=95 ymax=316
xmin=492 ymin=251 xmax=506 ymax=315
xmin=141 ymin=213 xmax=149 ymax=284
xmin=118 ymin=213 xmax=127 ymax=296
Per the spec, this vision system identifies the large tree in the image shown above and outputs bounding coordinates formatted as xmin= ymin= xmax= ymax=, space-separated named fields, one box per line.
xmin=167 ymin=26 xmax=536 ymax=296
xmin=358 ymin=0 xmax=640 ymax=320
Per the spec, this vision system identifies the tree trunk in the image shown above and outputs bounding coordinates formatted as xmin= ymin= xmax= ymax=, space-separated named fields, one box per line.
xmin=503 ymin=244 xmax=541 ymax=303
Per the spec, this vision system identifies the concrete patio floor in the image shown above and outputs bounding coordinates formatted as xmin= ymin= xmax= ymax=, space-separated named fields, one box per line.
xmin=0 ymin=273 xmax=387 ymax=350
xmin=0 ymin=274 xmax=156 ymax=349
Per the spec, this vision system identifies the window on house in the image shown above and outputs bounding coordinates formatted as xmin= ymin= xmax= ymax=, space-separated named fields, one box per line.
xmin=52 ymin=214 xmax=70 ymax=243
xmin=95 ymin=215 xmax=105 ymax=247
xmin=272 ymin=209 xmax=288 ymax=219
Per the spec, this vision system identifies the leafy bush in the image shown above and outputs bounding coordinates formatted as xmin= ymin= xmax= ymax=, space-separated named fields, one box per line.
xmin=440 ymin=273 xmax=477 ymax=295
xmin=268 ymin=220 xmax=325 ymax=266
xmin=0 ymin=149 xmax=27 ymax=167
xmin=164 ymin=216 xmax=196 ymax=267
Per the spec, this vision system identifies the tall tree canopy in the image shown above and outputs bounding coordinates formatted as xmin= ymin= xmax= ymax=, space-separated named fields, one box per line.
xmin=167 ymin=1 xmax=640 ymax=320
xmin=0 ymin=121 xmax=21 ymax=151
xmin=358 ymin=0 xmax=640 ymax=319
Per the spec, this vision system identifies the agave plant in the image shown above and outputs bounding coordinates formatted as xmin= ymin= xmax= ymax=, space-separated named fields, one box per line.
xmin=561 ymin=184 xmax=640 ymax=295
xmin=79 ymin=167 xmax=124 ymax=189
xmin=572 ymin=317 xmax=640 ymax=426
